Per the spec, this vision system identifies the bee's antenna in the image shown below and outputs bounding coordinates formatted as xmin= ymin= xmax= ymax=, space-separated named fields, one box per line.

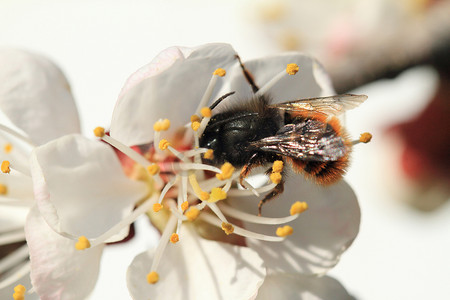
xmin=235 ymin=55 xmax=260 ymax=94
xmin=209 ymin=91 xmax=235 ymax=110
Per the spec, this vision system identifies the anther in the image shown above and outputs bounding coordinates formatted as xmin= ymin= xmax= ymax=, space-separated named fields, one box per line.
xmin=170 ymin=233 xmax=179 ymax=244
xmin=4 ymin=143 xmax=12 ymax=153
xmin=286 ymin=63 xmax=299 ymax=75
xmin=147 ymin=164 xmax=160 ymax=176
xmin=213 ymin=68 xmax=226 ymax=77
xmin=147 ymin=271 xmax=159 ymax=284
xmin=270 ymin=172 xmax=282 ymax=184
xmin=276 ymin=225 xmax=293 ymax=237
xmin=0 ymin=183 xmax=7 ymax=195
xmin=272 ymin=160 xmax=284 ymax=173
xmin=13 ymin=284 xmax=26 ymax=300
xmin=290 ymin=201 xmax=308 ymax=215
xmin=191 ymin=115 xmax=201 ymax=123
xmin=185 ymin=208 xmax=200 ymax=221
xmin=200 ymin=107 xmax=212 ymax=118
xmin=216 ymin=162 xmax=235 ymax=180
xmin=75 ymin=236 xmax=91 ymax=250
xmin=93 ymin=126 xmax=105 ymax=138
xmin=209 ymin=188 xmax=227 ymax=203
xmin=191 ymin=121 xmax=200 ymax=131
xmin=153 ymin=203 xmax=163 ymax=212
xmin=154 ymin=119 xmax=171 ymax=131
xmin=200 ymin=191 xmax=210 ymax=201
xmin=359 ymin=132 xmax=372 ymax=143
xmin=203 ymin=149 xmax=214 ymax=159
xmin=158 ymin=139 xmax=170 ymax=150
xmin=221 ymin=222 xmax=234 ymax=235
xmin=181 ymin=201 xmax=189 ymax=212
xmin=1 ymin=161 xmax=11 ymax=173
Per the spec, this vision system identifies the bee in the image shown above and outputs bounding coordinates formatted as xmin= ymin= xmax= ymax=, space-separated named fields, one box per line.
xmin=199 ymin=56 xmax=367 ymax=215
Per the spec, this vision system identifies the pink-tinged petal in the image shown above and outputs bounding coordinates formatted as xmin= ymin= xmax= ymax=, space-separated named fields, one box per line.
xmin=110 ymin=43 xmax=238 ymax=146
xmin=25 ymin=206 xmax=104 ymax=300
xmin=256 ymin=273 xmax=354 ymax=300
xmin=229 ymin=173 xmax=360 ymax=275
xmin=219 ymin=53 xmax=335 ymax=112
xmin=30 ymin=134 xmax=148 ymax=241
xmin=127 ymin=226 xmax=266 ymax=300
xmin=0 ymin=49 xmax=81 ymax=145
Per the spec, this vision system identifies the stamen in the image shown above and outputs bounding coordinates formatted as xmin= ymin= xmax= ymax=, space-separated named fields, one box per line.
xmin=191 ymin=121 xmax=200 ymax=131
xmin=146 ymin=271 xmax=159 ymax=284
xmin=185 ymin=207 xmax=200 ymax=221
xmin=0 ymin=183 xmax=7 ymax=195
xmin=93 ymin=126 xmax=105 ymax=137
xmin=194 ymin=68 xmax=226 ymax=114
xmin=4 ymin=143 xmax=12 ymax=153
xmin=199 ymin=213 xmax=284 ymax=242
xmin=190 ymin=115 xmax=201 ymax=123
xmin=276 ymin=225 xmax=294 ymax=237
xmin=290 ymin=201 xmax=308 ymax=215
xmin=0 ymin=124 xmax=35 ymax=147
xmin=153 ymin=119 xmax=171 ymax=132
xmin=13 ymin=284 xmax=26 ymax=300
xmin=157 ymin=176 xmax=178 ymax=204
xmin=203 ymin=149 xmax=214 ymax=159
xmin=182 ymin=148 xmax=209 ymax=158
xmin=196 ymin=114 xmax=211 ymax=136
xmin=216 ymin=162 xmax=235 ymax=180
xmin=219 ymin=203 xmax=299 ymax=224
xmin=153 ymin=203 xmax=163 ymax=212
xmin=173 ymin=162 xmax=221 ymax=173
xmin=200 ymin=107 xmax=212 ymax=118
xmin=352 ymin=132 xmax=373 ymax=145
xmin=221 ymin=222 xmax=234 ymax=235
xmin=206 ymin=202 xmax=228 ymax=223
xmin=170 ymin=233 xmax=179 ymax=244
xmin=158 ymin=139 xmax=170 ymax=150
xmin=255 ymin=63 xmax=299 ymax=97
xmin=75 ymin=236 xmax=91 ymax=250
xmin=213 ymin=68 xmax=226 ymax=77
xmin=0 ymin=261 xmax=30 ymax=290
xmin=208 ymin=187 xmax=227 ymax=203
xmin=188 ymin=172 xmax=209 ymax=201
xmin=181 ymin=201 xmax=189 ymax=212
xmin=147 ymin=164 xmax=160 ymax=176
xmin=1 ymin=160 xmax=11 ymax=173
xmin=227 ymin=182 xmax=276 ymax=197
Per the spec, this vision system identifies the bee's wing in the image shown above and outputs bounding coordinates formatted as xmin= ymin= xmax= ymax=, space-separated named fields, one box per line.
xmin=249 ymin=120 xmax=347 ymax=161
xmin=268 ymin=94 xmax=368 ymax=116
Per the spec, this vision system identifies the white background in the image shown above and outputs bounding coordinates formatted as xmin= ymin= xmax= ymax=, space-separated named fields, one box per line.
xmin=1 ymin=1 xmax=449 ymax=299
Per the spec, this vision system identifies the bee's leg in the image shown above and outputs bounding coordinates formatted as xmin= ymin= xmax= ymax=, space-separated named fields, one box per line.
xmin=235 ymin=55 xmax=260 ymax=93
xmin=258 ymin=179 xmax=285 ymax=216
xmin=239 ymin=153 xmax=261 ymax=187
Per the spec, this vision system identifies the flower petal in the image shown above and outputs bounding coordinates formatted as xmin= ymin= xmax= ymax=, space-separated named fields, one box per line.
xmin=219 ymin=53 xmax=335 ymax=112
xmin=110 ymin=43 xmax=238 ymax=146
xmin=30 ymin=134 xmax=148 ymax=241
xmin=228 ymin=173 xmax=360 ymax=275
xmin=25 ymin=206 xmax=104 ymax=300
xmin=255 ymin=273 xmax=354 ymax=300
xmin=0 ymin=49 xmax=81 ymax=145
xmin=127 ymin=226 xmax=266 ymax=300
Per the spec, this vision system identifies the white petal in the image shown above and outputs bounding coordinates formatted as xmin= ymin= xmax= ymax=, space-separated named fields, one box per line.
xmin=0 ymin=130 xmax=31 ymax=175
xmin=127 ymin=226 xmax=266 ymax=300
xmin=0 ymin=49 xmax=81 ymax=145
xmin=228 ymin=174 xmax=360 ymax=275
xmin=0 ymin=172 xmax=33 ymax=202
xmin=219 ymin=53 xmax=335 ymax=112
xmin=256 ymin=273 xmax=354 ymax=300
xmin=30 ymin=134 xmax=149 ymax=241
xmin=25 ymin=206 xmax=104 ymax=300
xmin=110 ymin=43 xmax=238 ymax=146
xmin=0 ymin=205 xmax=29 ymax=234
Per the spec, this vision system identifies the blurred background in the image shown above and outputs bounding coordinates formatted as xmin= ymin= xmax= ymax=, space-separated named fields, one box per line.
xmin=0 ymin=0 xmax=449 ymax=299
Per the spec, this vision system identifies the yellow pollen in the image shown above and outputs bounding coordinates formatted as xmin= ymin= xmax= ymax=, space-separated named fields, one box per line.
xmin=221 ymin=222 xmax=234 ymax=235
xmin=185 ymin=208 xmax=200 ymax=221
xmin=158 ymin=139 xmax=170 ymax=150
xmin=272 ymin=160 xmax=284 ymax=172
xmin=209 ymin=187 xmax=227 ymax=203
xmin=200 ymin=191 xmax=210 ymax=201
xmin=286 ymin=63 xmax=299 ymax=75
xmin=216 ymin=162 xmax=235 ymax=180
xmin=213 ymin=68 xmax=226 ymax=77
xmin=1 ymin=161 xmax=10 ymax=174
xmin=359 ymin=132 xmax=373 ymax=143
xmin=4 ymin=143 xmax=13 ymax=153
xmin=203 ymin=149 xmax=214 ymax=159
xmin=270 ymin=172 xmax=282 ymax=184
xmin=93 ymin=126 xmax=105 ymax=137
xmin=191 ymin=121 xmax=201 ymax=131
xmin=0 ymin=183 xmax=7 ymax=195
xmin=75 ymin=236 xmax=91 ymax=250
xmin=13 ymin=284 xmax=26 ymax=300
xmin=276 ymin=225 xmax=293 ymax=237
xmin=290 ymin=201 xmax=308 ymax=215
xmin=181 ymin=201 xmax=189 ymax=212
xmin=200 ymin=107 xmax=212 ymax=118
xmin=147 ymin=271 xmax=159 ymax=284
xmin=153 ymin=119 xmax=170 ymax=131
xmin=188 ymin=173 xmax=210 ymax=201
xmin=153 ymin=203 xmax=163 ymax=212
xmin=191 ymin=115 xmax=201 ymax=123
xmin=147 ymin=164 xmax=160 ymax=176
xmin=170 ymin=233 xmax=179 ymax=244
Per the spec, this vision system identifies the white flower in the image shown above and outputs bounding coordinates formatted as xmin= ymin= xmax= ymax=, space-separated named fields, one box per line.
xmin=26 ymin=43 xmax=363 ymax=299
xmin=0 ymin=48 xmax=81 ymax=298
